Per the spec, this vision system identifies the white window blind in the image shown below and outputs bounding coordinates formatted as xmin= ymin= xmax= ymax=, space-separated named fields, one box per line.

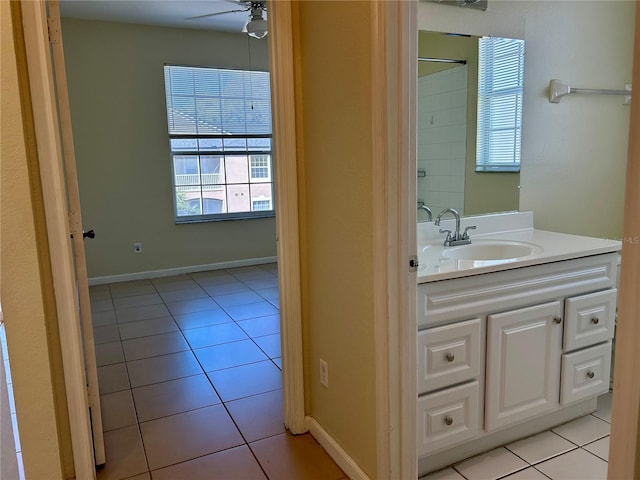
xmin=476 ymin=37 xmax=525 ymax=172
xmin=164 ymin=66 xmax=273 ymax=222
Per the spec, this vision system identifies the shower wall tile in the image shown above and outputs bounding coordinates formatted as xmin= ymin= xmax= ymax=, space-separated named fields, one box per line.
xmin=417 ymin=66 xmax=468 ymax=216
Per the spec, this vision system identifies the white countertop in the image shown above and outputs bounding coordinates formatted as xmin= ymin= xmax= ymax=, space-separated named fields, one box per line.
xmin=417 ymin=212 xmax=622 ymax=283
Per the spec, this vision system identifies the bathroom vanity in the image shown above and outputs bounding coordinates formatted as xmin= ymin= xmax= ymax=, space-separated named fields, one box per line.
xmin=416 ymin=212 xmax=621 ymax=475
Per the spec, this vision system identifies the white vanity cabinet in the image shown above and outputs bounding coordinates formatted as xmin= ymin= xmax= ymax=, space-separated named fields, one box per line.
xmin=417 ymin=252 xmax=618 ymax=465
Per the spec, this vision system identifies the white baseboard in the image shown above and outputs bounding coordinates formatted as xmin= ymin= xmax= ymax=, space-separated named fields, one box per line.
xmin=88 ymin=256 xmax=278 ymax=285
xmin=305 ymin=416 xmax=371 ymax=480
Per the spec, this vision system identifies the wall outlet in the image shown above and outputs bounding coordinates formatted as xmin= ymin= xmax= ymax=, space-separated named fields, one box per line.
xmin=133 ymin=242 xmax=142 ymax=253
xmin=319 ymin=358 xmax=329 ymax=388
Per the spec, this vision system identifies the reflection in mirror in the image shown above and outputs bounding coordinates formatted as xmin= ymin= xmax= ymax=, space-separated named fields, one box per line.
xmin=417 ymin=31 xmax=523 ymax=222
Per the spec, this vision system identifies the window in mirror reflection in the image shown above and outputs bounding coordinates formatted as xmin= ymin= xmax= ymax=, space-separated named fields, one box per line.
xmin=476 ymin=37 xmax=525 ymax=172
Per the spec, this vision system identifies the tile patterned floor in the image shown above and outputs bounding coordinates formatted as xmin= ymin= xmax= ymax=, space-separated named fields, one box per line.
xmin=91 ymin=264 xmax=346 ymax=480
xmin=421 ymin=392 xmax=613 ymax=480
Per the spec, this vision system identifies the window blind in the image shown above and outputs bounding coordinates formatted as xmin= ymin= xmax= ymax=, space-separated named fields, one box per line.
xmin=476 ymin=37 xmax=525 ymax=172
xmin=164 ymin=66 xmax=272 ymax=136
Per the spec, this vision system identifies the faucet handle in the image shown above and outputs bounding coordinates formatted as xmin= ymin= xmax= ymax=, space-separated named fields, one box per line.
xmin=461 ymin=225 xmax=477 ymax=240
xmin=439 ymin=228 xmax=453 ymax=244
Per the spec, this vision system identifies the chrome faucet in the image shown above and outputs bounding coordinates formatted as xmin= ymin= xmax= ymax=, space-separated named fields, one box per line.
xmin=418 ymin=204 xmax=432 ymax=221
xmin=434 ymin=208 xmax=476 ymax=246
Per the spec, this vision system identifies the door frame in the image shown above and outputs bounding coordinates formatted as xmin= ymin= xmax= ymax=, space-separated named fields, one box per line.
xmin=18 ymin=1 xmax=96 ymax=478
xmin=607 ymin=3 xmax=640 ymax=478
xmin=47 ymin=0 xmax=106 ymax=465
xmin=266 ymin=0 xmax=306 ymax=435
xmin=377 ymin=1 xmax=419 ymax=478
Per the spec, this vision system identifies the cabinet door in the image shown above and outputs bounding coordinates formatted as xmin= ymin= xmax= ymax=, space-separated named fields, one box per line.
xmin=485 ymin=301 xmax=563 ymax=432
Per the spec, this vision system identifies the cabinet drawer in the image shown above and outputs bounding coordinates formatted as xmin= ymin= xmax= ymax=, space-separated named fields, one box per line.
xmin=564 ymin=289 xmax=616 ymax=352
xmin=417 ymin=381 xmax=480 ymax=456
xmin=418 ymin=318 xmax=481 ymax=394
xmin=561 ymin=342 xmax=612 ymax=405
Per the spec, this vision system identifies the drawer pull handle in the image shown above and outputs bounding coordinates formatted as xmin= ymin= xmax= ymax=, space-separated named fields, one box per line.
xmin=553 ymin=317 xmax=562 ymax=324
xmin=444 ymin=416 xmax=453 ymax=426
xmin=445 ymin=353 xmax=455 ymax=363
xmin=591 ymin=317 xmax=600 ymax=325
xmin=587 ymin=371 xmax=595 ymax=379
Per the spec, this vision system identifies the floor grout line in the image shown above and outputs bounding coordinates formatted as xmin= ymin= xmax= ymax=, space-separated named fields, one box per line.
xmin=425 ymin=395 xmax=613 ymax=479
xmin=96 ymin=265 xmax=284 ymax=479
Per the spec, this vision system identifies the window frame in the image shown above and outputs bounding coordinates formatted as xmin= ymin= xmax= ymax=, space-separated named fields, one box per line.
xmin=164 ymin=65 xmax=275 ymax=223
xmin=249 ymin=155 xmax=272 ymax=182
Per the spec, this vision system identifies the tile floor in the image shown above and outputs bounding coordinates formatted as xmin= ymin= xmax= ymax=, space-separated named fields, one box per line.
xmin=91 ymin=264 xmax=346 ymax=480
xmin=422 ymin=391 xmax=613 ymax=480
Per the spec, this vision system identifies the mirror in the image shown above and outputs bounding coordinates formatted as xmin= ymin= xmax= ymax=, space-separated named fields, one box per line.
xmin=417 ymin=31 xmax=522 ymax=221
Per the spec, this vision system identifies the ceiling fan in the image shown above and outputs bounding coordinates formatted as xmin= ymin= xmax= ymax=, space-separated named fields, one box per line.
xmin=186 ymin=1 xmax=268 ymax=39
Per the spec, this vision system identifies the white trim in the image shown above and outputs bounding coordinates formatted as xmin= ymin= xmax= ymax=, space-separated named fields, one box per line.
xmin=369 ymin=2 xmax=418 ymax=478
xmin=88 ymin=256 xmax=278 ymax=285
xmin=393 ymin=1 xmax=418 ymax=479
xmin=306 ymin=416 xmax=371 ymax=480
xmin=48 ymin=0 xmax=105 ymax=464
xmin=267 ymin=0 xmax=307 ymax=435
xmin=371 ymin=1 xmax=391 ymax=478
xmin=608 ymin=3 xmax=640 ymax=477
xmin=20 ymin=1 xmax=96 ymax=478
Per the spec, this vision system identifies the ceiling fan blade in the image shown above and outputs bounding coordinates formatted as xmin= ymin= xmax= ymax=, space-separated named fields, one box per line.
xmin=185 ymin=8 xmax=248 ymax=21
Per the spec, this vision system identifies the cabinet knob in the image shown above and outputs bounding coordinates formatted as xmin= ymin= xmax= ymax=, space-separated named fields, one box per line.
xmin=445 ymin=353 xmax=455 ymax=363
xmin=553 ymin=317 xmax=562 ymax=324
xmin=591 ymin=317 xmax=600 ymax=325
xmin=587 ymin=371 xmax=595 ymax=379
xmin=444 ymin=416 xmax=453 ymax=426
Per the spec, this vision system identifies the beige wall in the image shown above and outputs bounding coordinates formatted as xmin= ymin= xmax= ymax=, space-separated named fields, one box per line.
xmin=418 ymin=30 xmax=520 ymax=216
xmin=1 ymin=3 xmax=73 ymax=477
xmin=293 ymin=1 xmax=377 ymax=477
xmin=60 ymin=19 xmax=276 ymax=279
xmin=419 ymin=0 xmax=635 ymax=239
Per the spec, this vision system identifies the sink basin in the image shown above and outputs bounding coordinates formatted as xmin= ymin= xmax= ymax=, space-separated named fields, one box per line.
xmin=442 ymin=240 xmax=543 ymax=262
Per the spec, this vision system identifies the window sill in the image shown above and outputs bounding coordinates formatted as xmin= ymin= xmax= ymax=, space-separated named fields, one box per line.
xmin=175 ymin=212 xmax=276 ymax=224
xmin=475 ymin=165 xmax=520 ymax=173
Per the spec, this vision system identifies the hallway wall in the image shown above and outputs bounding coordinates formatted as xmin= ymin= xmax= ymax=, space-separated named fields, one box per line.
xmin=292 ymin=1 xmax=378 ymax=477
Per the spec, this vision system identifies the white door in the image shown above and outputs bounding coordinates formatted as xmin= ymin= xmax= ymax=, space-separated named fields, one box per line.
xmin=47 ymin=0 xmax=105 ymax=466
xmin=485 ymin=301 xmax=563 ymax=432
